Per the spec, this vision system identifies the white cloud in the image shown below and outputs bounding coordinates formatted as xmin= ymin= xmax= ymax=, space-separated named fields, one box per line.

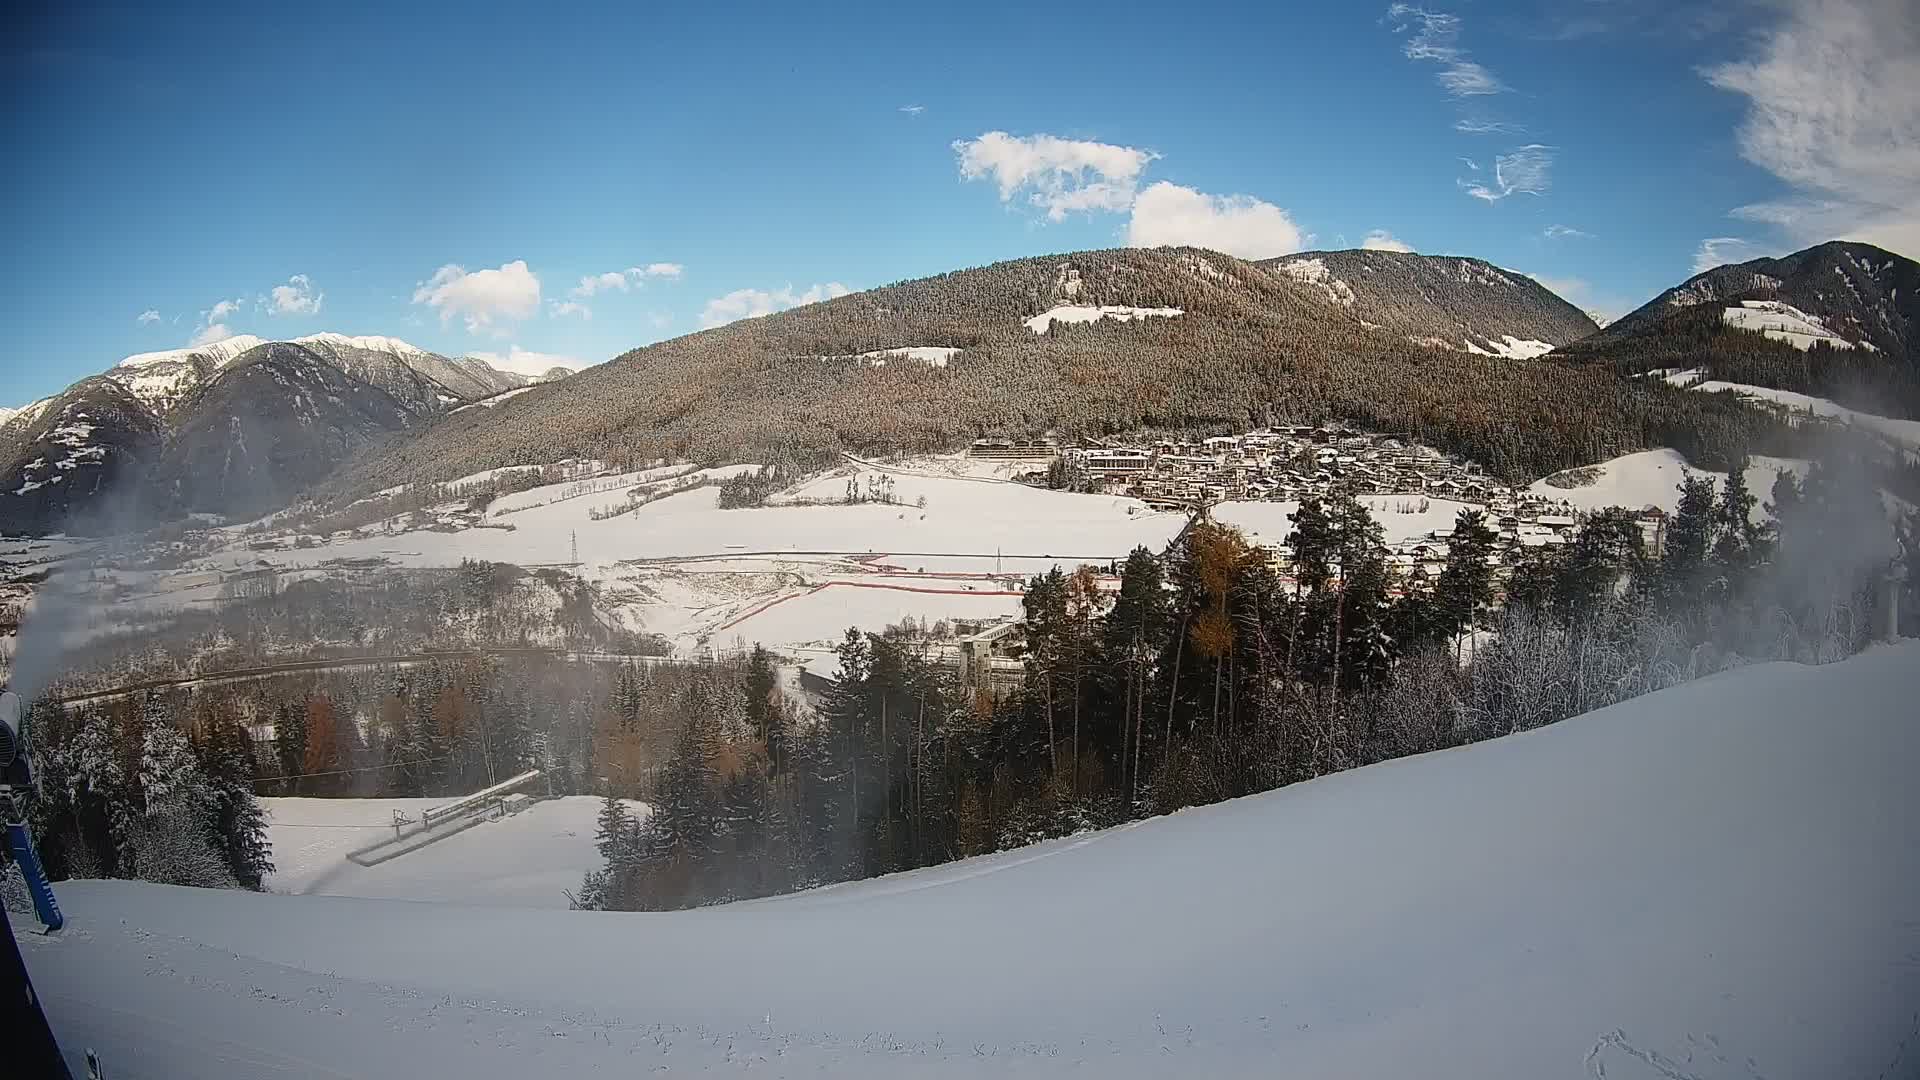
xmin=1458 ymin=156 xmax=1481 ymax=171
xmin=412 ymin=260 xmax=542 ymax=335
xmin=268 ymin=273 xmax=322 ymax=316
xmin=1387 ymin=4 xmax=1507 ymax=97
xmin=1691 ymin=236 xmax=1775 ymax=274
xmin=953 ymin=131 xmax=1159 ymax=222
xmin=207 ymin=297 xmax=244 ymax=322
xmin=1462 ymin=145 xmax=1554 ymax=201
xmin=699 ymin=282 xmax=851 ymax=328
xmin=572 ymin=263 xmax=685 ymax=298
xmin=1704 ymin=0 xmax=1920 ymax=256
xmin=189 ymin=322 xmax=233 ymax=347
xmin=1361 ymin=229 xmax=1416 ymax=252
xmin=1455 ymin=118 xmax=1523 ymax=135
xmin=468 ymin=345 xmax=587 ymax=377
xmin=136 ymin=309 xmax=160 ymax=325
xmin=572 ymin=271 xmax=629 ymax=298
xmin=1544 ymin=224 xmax=1592 ymax=240
xmin=899 ymin=104 xmax=925 ymax=116
xmin=548 ymin=300 xmax=591 ymax=320
xmin=1126 ymin=182 xmax=1306 ymax=259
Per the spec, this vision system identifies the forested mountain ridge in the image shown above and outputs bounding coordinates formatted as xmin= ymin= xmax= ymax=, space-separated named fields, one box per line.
xmin=328 ymin=245 xmax=1784 ymax=502
xmin=1597 ymin=241 xmax=1916 ymax=360
xmin=1559 ymin=241 xmax=1920 ymax=419
xmin=1256 ymin=249 xmax=1599 ymax=356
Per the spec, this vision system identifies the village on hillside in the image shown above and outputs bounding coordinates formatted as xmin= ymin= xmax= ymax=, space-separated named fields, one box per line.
xmin=981 ymin=426 xmax=1668 ymax=585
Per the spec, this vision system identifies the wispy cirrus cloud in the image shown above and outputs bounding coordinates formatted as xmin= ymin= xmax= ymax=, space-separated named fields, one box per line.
xmin=1387 ymin=4 xmax=1506 ymax=97
xmin=1691 ymin=237 xmax=1777 ymax=275
xmin=1544 ymin=224 xmax=1591 ymax=240
xmin=136 ymin=309 xmax=160 ymax=326
xmin=953 ymin=131 xmax=1159 ymax=221
xmin=1703 ymin=0 xmax=1920 ymax=257
xmin=1462 ymin=145 xmax=1553 ymax=202
xmin=1455 ymin=118 xmax=1523 ymax=136
xmin=899 ymin=104 xmax=925 ymax=116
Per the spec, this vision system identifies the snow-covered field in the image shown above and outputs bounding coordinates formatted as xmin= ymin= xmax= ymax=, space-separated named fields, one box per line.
xmin=1721 ymin=300 xmax=1860 ymax=351
xmin=1465 ymin=334 xmax=1555 ymax=359
xmin=1528 ymin=449 xmax=1806 ymax=516
xmin=20 ymin=641 xmax=1920 ymax=1077
xmin=1023 ymin=304 xmax=1182 ymax=334
xmin=191 ymin=466 xmax=1185 ymax=655
xmin=262 ymin=795 xmax=642 ymax=908
xmin=1690 ymin=380 xmax=1920 ymax=451
xmin=1216 ymin=495 xmax=1483 ymax=548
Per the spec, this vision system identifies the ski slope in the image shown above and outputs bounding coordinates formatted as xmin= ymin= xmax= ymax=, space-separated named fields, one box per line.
xmin=19 ymin=641 xmax=1920 ymax=1078
xmin=261 ymin=795 xmax=640 ymax=908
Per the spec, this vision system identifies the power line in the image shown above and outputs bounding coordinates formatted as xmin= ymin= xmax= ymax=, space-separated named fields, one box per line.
xmin=250 ymin=754 xmax=453 ymax=785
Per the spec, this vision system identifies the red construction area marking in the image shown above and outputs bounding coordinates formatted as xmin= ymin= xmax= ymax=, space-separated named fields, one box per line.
xmin=713 ymin=578 xmax=1026 ymax=634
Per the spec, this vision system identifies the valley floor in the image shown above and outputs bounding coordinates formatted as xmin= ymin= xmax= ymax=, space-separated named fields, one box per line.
xmin=17 ymin=641 xmax=1920 ymax=1078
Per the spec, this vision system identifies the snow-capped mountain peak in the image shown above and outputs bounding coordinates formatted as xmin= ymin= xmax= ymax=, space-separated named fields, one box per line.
xmin=291 ymin=332 xmax=434 ymax=359
xmin=115 ymin=335 xmax=268 ymax=371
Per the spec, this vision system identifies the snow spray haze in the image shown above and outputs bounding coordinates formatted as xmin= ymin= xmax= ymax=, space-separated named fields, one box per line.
xmin=5 ymin=393 xmax=295 ymax=701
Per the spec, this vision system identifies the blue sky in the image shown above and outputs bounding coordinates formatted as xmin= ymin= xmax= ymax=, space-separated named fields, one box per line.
xmin=3 ymin=0 xmax=1914 ymax=407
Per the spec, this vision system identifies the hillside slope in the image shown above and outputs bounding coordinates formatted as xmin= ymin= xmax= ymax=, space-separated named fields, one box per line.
xmin=0 ymin=377 xmax=162 ymax=532
xmin=147 ymin=343 xmax=421 ymax=517
xmin=1565 ymin=241 xmax=1920 ymax=419
xmin=21 ymin=641 xmax=1920 ymax=1078
xmin=328 ymin=246 xmax=1774 ymax=499
xmin=1259 ymin=249 xmax=1598 ymax=355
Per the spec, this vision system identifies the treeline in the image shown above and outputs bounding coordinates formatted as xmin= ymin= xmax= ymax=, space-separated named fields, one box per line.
xmin=22 ymin=652 xmax=752 ymax=894
xmin=26 ymin=691 xmax=271 ymax=890
xmin=37 ymin=561 xmax=663 ymax=698
xmin=583 ymin=447 xmax=1917 ymax=910
xmin=321 ymin=246 xmax=1806 ymax=501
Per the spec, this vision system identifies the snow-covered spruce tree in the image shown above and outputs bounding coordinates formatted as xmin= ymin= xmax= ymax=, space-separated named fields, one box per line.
xmin=129 ymin=805 xmax=240 ymax=889
xmin=195 ymin=707 xmax=274 ymax=890
xmin=62 ymin=708 xmax=135 ymax=876
xmin=124 ymin=708 xmax=244 ymax=890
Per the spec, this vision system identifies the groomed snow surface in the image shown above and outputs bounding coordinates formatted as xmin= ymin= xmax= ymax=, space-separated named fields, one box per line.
xmin=19 ymin=641 xmax=1920 ymax=1077
xmin=261 ymin=795 xmax=643 ymax=908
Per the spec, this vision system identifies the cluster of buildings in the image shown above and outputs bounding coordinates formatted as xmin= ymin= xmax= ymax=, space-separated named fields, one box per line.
xmin=974 ymin=426 xmax=1670 ymax=594
xmin=1058 ymin=428 xmax=1508 ymax=507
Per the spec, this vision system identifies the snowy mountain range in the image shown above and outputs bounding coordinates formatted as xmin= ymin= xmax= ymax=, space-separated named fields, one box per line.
xmin=1 ymin=334 xmax=560 ymax=530
xmin=1595 ymin=240 xmax=1917 ymax=363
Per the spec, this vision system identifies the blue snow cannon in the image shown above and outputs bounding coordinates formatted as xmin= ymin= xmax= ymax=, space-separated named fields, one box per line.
xmin=2 ymin=688 xmax=64 ymax=932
